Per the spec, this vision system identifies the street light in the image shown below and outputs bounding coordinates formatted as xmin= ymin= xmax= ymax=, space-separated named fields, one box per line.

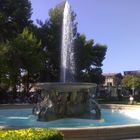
xmin=131 ymin=75 xmax=135 ymax=96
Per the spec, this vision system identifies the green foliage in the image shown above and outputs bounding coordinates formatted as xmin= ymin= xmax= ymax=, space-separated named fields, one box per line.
xmin=0 ymin=0 xmax=32 ymax=42
xmin=122 ymin=75 xmax=140 ymax=90
xmin=75 ymin=34 xmax=107 ymax=83
xmin=49 ymin=2 xmax=64 ymax=24
xmin=0 ymin=128 xmax=63 ymax=140
xmin=11 ymin=27 xmax=42 ymax=72
xmin=0 ymin=28 xmax=42 ymax=95
xmin=9 ymin=28 xmax=42 ymax=93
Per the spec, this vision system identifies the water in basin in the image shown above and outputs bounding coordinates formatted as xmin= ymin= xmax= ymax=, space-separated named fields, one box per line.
xmin=0 ymin=108 xmax=140 ymax=128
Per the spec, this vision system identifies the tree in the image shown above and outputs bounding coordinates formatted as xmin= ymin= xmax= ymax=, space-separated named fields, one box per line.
xmin=122 ymin=75 xmax=140 ymax=90
xmin=75 ymin=34 xmax=107 ymax=83
xmin=0 ymin=0 xmax=32 ymax=42
xmin=4 ymin=28 xmax=42 ymax=95
xmin=121 ymin=75 xmax=140 ymax=101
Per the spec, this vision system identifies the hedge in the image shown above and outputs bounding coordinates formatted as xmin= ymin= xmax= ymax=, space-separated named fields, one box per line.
xmin=0 ymin=128 xmax=63 ymax=140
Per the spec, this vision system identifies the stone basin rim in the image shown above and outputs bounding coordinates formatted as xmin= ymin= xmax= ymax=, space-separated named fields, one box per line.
xmin=0 ymin=123 xmax=140 ymax=130
xmin=36 ymin=82 xmax=97 ymax=92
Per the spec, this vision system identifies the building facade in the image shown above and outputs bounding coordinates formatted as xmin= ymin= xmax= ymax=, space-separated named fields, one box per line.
xmin=124 ymin=70 xmax=140 ymax=75
xmin=103 ymin=73 xmax=122 ymax=87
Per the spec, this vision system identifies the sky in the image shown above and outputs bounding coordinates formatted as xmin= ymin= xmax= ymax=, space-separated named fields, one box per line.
xmin=30 ymin=0 xmax=140 ymax=74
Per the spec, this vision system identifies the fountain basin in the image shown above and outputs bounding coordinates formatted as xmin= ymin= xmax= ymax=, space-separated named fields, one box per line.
xmin=34 ymin=82 xmax=101 ymax=121
xmin=0 ymin=105 xmax=140 ymax=140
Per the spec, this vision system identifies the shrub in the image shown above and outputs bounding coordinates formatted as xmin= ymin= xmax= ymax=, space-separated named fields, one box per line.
xmin=0 ymin=128 xmax=63 ymax=140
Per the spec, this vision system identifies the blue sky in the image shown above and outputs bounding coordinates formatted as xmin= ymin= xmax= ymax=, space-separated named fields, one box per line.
xmin=30 ymin=0 xmax=140 ymax=74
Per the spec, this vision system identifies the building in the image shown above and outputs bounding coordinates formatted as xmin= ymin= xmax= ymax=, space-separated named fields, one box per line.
xmin=97 ymin=73 xmax=123 ymax=98
xmin=124 ymin=70 xmax=140 ymax=75
xmin=103 ymin=73 xmax=122 ymax=87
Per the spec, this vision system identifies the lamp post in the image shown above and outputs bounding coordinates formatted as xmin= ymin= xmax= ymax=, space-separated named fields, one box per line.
xmin=131 ymin=75 xmax=135 ymax=96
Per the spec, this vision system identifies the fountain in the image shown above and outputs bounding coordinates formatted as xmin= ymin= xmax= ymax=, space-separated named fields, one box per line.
xmin=60 ymin=0 xmax=75 ymax=83
xmin=33 ymin=1 xmax=101 ymax=121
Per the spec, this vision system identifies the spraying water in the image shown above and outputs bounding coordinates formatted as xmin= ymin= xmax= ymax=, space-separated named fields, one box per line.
xmin=60 ymin=1 xmax=75 ymax=83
